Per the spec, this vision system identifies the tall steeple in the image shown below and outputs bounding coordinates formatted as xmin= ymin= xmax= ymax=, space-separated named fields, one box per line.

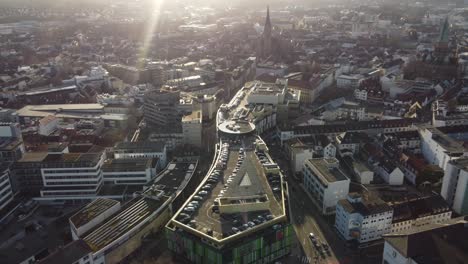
xmin=261 ymin=6 xmax=272 ymax=58
xmin=438 ymin=16 xmax=450 ymax=43
xmin=264 ymin=5 xmax=272 ymax=36
xmin=433 ymin=16 xmax=450 ymax=62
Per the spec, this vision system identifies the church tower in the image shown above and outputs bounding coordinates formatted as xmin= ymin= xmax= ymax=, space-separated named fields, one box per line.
xmin=262 ymin=6 xmax=272 ymax=58
xmin=433 ymin=16 xmax=450 ymax=61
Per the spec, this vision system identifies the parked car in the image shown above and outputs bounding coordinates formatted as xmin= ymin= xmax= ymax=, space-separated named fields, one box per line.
xmin=184 ymin=207 xmax=195 ymax=212
xmin=192 ymin=195 xmax=203 ymax=201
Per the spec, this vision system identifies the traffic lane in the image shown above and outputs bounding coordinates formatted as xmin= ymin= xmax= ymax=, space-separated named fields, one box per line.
xmin=288 ymin=183 xmax=315 ymax=261
xmin=290 ymin=189 xmax=334 ymax=263
xmin=271 ymin=145 xmax=350 ymax=263
xmin=289 ymin=180 xmax=346 ymax=263
xmin=289 ymin=182 xmax=339 ymax=263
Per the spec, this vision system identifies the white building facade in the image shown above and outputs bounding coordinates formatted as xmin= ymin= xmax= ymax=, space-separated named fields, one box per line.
xmin=114 ymin=142 xmax=167 ymax=167
xmin=376 ymin=165 xmax=404 ymax=185
xmin=102 ymin=158 xmax=159 ymax=185
xmin=303 ymin=158 xmax=350 ymax=215
xmin=441 ymin=158 xmax=468 ymax=215
xmin=335 ymin=194 xmax=393 ymax=244
xmin=420 ymin=126 xmax=467 ymax=171
xmin=39 ymin=152 xmax=106 ymax=202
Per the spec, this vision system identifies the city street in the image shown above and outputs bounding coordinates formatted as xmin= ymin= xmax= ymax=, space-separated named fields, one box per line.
xmin=265 ymin=140 xmax=354 ymax=264
xmin=288 ymin=178 xmax=352 ymax=264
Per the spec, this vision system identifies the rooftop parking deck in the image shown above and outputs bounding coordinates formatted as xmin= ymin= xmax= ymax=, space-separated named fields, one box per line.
xmin=171 ymin=138 xmax=286 ymax=242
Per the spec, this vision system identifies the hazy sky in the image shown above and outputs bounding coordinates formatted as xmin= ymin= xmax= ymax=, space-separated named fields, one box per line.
xmin=0 ymin=0 xmax=322 ymax=9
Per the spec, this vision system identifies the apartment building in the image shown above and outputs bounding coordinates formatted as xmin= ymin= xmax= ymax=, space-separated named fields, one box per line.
xmin=335 ymin=193 xmax=393 ymax=243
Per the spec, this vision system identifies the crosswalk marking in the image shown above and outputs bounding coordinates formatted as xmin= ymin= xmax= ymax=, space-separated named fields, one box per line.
xmin=299 ymin=256 xmax=311 ymax=263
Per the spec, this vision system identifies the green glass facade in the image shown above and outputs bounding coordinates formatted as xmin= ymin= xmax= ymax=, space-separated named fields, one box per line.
xmin=166 ymin=224 xmax=293 ymax=264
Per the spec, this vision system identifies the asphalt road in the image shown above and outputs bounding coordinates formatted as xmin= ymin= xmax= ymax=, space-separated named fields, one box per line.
xmin=288 ymin=178 xmax=353 ymax=264
xmin=265 ymin=141 xmax=355 ymax=264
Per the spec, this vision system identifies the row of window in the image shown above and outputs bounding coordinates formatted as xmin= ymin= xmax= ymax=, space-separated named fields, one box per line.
xmin=114 ymin=179 xmax=148 ymax=184
xmin=45 ymin=181 xmax=100 ymax=186
xmin=44 ymin=175 xmax=102 ymax=180
xmin=0 ymin=185 xmax=12 ymax=197
xmin=0 ymin=192 xmax=13 ymax=204
xmin=103 ymin=174 xmax=147 ymax=179
xmin=43 ymin=167 xmax=101 ymax=174
xmin=363 ymin=217 xmax=392 ymax=225
xmin=42 ymin=191 xmax=97 ymax=196
xmin=0 ymin=173 xmax=9 ymax=183
xmin=0 ymin=180 xmax=11 ymax=193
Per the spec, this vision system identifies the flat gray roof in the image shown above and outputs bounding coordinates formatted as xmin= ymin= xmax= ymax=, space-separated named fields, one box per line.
xmin=102 ymin=158 xmax=156 ymax=172
xmin=83 ymin=161 xmax=197 ymax=251
xmin=307 ymin=158 xmax=349 ymax=183
xmin=69 ymin=198 xmax=120 ymax=229
xmin=16 ymin=104 xmax=128 ymax=121
xmin=83 ymin=197 xmax=164 ymax=251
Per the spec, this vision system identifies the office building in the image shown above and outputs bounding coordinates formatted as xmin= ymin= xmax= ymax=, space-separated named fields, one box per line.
xmin=113 ymin=141 xmax=167 ymax=167
xmin=144 ymin=89 xmax=182 ymax=128
xmin=39 ymin=150 xmax=106 ymax=203
xmin=102 ymin=158 xmax=159 ymax=185
xmin=11 ymin=152 xmax=48 ymax=197
xmin=303 ymin=158 xmax=350 ymax=215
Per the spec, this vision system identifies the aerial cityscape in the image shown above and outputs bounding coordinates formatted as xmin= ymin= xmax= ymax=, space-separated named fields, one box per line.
xmin=0 ymin=0 xmax=468 ymax=263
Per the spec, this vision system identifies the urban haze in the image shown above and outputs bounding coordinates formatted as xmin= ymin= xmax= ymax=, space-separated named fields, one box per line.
xmin=0 ymin=0 xmax=468 ymax=264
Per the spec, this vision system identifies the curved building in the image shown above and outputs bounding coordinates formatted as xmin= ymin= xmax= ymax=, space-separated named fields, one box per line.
xmin=166 ymin=81 xmax=297 ymax=264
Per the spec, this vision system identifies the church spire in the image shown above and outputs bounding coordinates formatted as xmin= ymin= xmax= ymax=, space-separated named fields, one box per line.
xmin=259 ymin=5 xmax=273 ymax=59
xmin=439 ymin=16 xmax=450 ymax=43
xmin=264 ymin=6 xmax=272 ymax=36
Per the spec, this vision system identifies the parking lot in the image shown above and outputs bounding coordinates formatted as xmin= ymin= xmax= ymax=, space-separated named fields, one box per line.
xmin=174 ymin=139 xmax=285 ymax=240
